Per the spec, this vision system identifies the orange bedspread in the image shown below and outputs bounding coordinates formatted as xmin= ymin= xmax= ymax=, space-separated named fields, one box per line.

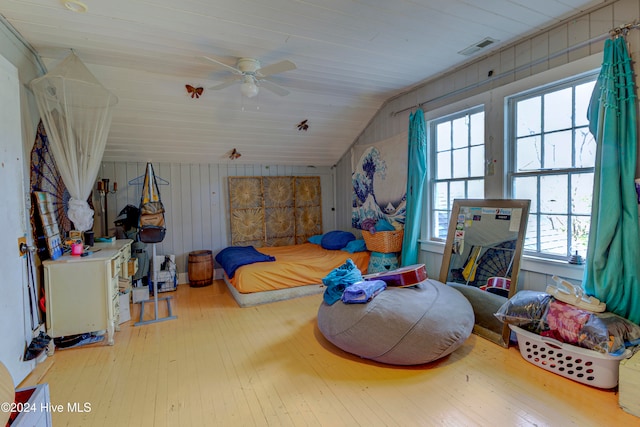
xmin=229 ymin=243 xmax=370 ymax=294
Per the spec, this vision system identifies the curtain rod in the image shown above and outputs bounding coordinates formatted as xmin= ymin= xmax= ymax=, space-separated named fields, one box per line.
xmin=390 ymin=33 xmax=606 ymax=117
xmin=610 ymin=20 xmax=640 ymax=38
xmin=391 ymin=19 xmax=640 ymax=118
xmin=0 ymin=14 xmax=47 ymax=75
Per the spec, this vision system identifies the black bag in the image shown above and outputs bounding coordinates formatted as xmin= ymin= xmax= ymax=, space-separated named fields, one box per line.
xmin=114 ymin=205 xmax=140 ymax=230
xmin=138 ymin=225 xmax=166 ymax=243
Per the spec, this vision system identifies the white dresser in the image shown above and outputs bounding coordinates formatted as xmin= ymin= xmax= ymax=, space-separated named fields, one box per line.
xmin=43 ymin=239 xmax=133 ymax=347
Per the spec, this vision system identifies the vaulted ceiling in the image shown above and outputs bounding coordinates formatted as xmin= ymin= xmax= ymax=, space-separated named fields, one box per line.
xmin=1 ymin=0 xmax=602 ymax=166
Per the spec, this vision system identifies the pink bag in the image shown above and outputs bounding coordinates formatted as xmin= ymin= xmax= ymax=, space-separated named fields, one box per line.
xmin=545 ymin=300 xmax=591 ymax=344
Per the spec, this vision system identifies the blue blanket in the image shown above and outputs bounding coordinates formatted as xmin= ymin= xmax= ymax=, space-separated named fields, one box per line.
xmin=322 ymin=259 xmax=363 ymax=305
xmin=342 ymin=280 xmax=387 ymax=304
xmin=215 ymin=246 xmax=275 ymax=278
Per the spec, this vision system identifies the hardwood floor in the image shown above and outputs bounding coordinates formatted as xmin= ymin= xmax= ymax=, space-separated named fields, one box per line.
xmin=30 ymin=281 xmax=638 ymax=426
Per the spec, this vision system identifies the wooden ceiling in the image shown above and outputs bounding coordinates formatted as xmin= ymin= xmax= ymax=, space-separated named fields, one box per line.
xmin=1 ymin=0 xmax=602 ymax=166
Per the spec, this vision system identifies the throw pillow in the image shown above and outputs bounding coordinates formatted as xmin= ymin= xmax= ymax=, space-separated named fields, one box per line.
xmin=321 ymin=230 xmax=356 ymax=250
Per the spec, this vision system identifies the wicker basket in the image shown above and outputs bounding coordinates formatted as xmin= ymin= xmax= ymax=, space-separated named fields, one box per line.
xmin=361 ymin=229 xmax=404 ymax=253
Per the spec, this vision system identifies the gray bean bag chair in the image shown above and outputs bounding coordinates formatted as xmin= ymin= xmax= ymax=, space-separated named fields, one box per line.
xmin=317 ymin=279 xmax=474 ymax=365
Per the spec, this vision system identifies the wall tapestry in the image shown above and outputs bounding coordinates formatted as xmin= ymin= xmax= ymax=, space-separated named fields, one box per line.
xmin=228 ymin=176 xmax=322 ymax=247
xmin=352 ymin=132 xmax=407 ymax=230
xmin=30 ymin=120 xmax=72 ymax=234
xmin=29 ymin=120 xmax=93 ymax=260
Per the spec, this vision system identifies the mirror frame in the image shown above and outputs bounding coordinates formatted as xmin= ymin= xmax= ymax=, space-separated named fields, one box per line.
xmin=439 ymin=199 xmax=530 ymax=347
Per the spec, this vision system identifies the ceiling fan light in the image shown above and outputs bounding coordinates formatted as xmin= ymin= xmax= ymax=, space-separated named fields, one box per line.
xmin=240 ymin=80 xmax=259 ymax=98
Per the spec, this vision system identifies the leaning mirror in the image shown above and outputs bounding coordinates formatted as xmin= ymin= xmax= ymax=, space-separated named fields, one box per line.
xmin=439 ymin=199 xmax=530 ymax=348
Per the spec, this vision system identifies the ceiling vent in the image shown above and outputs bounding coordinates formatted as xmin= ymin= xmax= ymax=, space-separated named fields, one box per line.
xmin=458 ymin=37 xmax=499 ymax=56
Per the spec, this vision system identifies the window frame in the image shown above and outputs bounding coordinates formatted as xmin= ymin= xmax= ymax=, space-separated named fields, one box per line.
xmin=506 ymin=71 xmax=598 ymax=261
xmin=429 ymin=105 xmax=485 ymax=242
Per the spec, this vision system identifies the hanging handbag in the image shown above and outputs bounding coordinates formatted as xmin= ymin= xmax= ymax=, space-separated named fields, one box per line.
xmin=138 ymin=225 xmax=166 ymax=244
xmin=140 ymin=201 xmax=165 ymax=215
xmin=139 ymin=212 xmax=165 ymax=227
xmin=138 ymin=163 xmax=167 ymax=243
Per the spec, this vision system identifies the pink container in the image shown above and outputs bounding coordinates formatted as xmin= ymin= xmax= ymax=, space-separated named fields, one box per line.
xmin=71 ymin=243 xmax=83 ymax=256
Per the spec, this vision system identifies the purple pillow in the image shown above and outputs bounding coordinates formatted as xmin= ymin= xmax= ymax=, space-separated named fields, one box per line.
xmin=321 ymin=230 xmax=356 ymax=250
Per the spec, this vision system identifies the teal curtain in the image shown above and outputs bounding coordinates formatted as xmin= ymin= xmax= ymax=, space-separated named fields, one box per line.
xmin=584 ymin=37 xmax=640 ymax=323
xmin=401 ymin=110 xmax=427 ymax=266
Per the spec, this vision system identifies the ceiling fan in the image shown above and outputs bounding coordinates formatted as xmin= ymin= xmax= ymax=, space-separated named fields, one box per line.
xmin=203 ymin=56 xmax=296 ymax=98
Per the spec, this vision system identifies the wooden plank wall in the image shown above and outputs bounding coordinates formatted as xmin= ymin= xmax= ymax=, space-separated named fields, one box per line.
xmin=95 ymin=162 xmax=334 ymax=276
xmin=333 ymin=0 xmax=640 ymax=291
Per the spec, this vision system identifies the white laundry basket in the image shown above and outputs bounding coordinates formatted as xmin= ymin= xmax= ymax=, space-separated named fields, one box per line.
xmin=510 ymin=325 xmax=631 ymax=389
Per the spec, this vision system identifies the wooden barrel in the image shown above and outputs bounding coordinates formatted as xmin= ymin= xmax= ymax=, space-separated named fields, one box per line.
xmin=188 ymin=250 xmax=213 ymax=287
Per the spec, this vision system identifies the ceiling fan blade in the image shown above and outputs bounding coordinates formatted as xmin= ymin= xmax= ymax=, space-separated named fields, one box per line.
xmin=256 ymin=60 xmax=296 ymax=77
xmin=209 ymin=76 xmax=241 ymax=90
xmin=201 ymin=55 xmax=242 ymax=75
xmin=258 ymin=79 xmax=290 ymax=96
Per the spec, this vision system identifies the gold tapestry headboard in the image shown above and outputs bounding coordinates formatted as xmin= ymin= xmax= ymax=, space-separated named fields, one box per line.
xmin=228 ymin=176 xmax=322 ymax=247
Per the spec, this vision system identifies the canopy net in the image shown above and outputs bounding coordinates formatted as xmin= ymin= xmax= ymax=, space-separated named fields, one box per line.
xmin=30 ymin=52 xmax=117 ymax=231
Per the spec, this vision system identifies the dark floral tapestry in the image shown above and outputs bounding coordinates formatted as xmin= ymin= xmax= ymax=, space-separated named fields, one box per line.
xmin=30 ymin=120 xmax=72 ymax=234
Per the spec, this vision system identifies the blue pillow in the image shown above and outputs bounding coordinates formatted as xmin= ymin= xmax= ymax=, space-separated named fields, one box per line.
xmin=341 ymin=239 xmax=367 ymax=253
xmin=321 ymin=230 xmax=356 ymax=250
xmin=308 ymin=234 xmax=324 ymax=245
xmin=375 ymin=219 xmax=396 ymax=231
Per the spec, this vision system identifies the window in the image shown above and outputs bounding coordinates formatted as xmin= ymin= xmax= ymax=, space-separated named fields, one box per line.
xmin=430 ymin=106 xmax=485 ymax=240
xmin=508 ymin=73 xmax=597 ymax=260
